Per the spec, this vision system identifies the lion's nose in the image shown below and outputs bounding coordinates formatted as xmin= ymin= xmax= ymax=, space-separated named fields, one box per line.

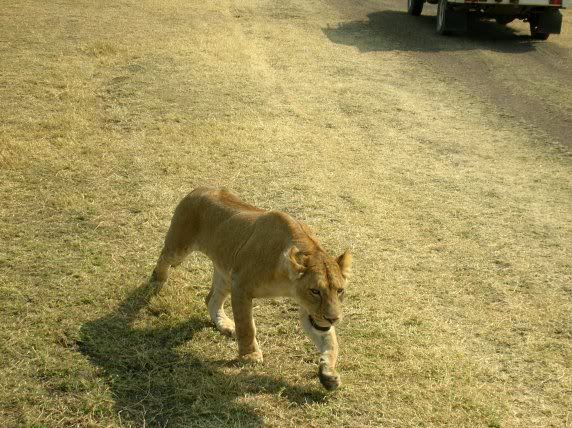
xmin=324 ymin=316 xmax=339 ymax=325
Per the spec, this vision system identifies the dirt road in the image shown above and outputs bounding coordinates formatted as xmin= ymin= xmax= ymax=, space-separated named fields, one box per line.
xmin=325 ymin=0 xmax=572 ymax=145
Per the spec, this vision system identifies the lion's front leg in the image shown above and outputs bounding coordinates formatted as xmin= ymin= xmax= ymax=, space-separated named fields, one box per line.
xmin=206 ymin=268 xmax=235 ymax=337
xmin=231 ymin=279 xmax=263 ymax=363
xmin=300 ymin=308 xmax=340 ymax=391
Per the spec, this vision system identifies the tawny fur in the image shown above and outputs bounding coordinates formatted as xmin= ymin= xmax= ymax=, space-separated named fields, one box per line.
xmin=152 ymin=187 xmax=352 ymax=390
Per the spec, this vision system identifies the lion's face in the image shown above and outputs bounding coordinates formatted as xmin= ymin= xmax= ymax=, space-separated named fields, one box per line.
xmin=287 ymin=248 xmax=352 ymax=329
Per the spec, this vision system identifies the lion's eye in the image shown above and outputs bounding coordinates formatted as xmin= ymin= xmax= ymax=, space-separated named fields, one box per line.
xmin=337 ymin=289 xmax=345 ymax=295
xmin=310 ymin=289 xmax=320 ymax=295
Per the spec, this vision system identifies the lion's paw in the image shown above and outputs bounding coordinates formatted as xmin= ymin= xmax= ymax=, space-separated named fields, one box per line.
xmin=318 ymin=365 xmax=341 ymax=391
xmin=150 ymin=269 xmax=167 ymax=285
xmin=216 ymin=318 xmax=236 ymax=338
xmin=239 ymin=351 xmax=264 ymax=364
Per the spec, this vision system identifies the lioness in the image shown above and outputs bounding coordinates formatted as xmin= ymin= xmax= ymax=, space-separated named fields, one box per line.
xmin=152 ymin=187 xmax=352 ymax=390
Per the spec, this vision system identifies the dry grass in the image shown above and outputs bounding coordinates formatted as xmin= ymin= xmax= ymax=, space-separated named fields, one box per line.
xmin=1 ymin=0 xmax=571 ymax=426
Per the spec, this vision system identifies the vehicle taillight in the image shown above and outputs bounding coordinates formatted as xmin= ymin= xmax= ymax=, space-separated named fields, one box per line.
xmin=549 ymin=0 xmax=562 ymax=5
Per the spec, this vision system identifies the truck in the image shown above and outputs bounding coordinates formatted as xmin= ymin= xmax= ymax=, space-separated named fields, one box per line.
xmin=407 ymin=0 xmax=569 ymax=39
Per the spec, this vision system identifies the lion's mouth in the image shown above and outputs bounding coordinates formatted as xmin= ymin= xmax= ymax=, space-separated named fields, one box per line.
xmin=309 ymin=315 xmax=331 ymax=332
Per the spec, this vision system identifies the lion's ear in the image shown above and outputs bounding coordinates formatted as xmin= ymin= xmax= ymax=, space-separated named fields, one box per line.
xmin=285 ymin=246 xmax=308 ymax=280
xmin=337 ymin=250 xmax=352 ymax=279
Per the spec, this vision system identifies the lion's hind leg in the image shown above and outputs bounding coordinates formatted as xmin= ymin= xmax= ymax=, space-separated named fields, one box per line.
xmin=151 ymin=247 xmax=189 ymax=284
xmin=206 ymin=268 xmax=235 ymax=337
xmin=152 ymin=198 xmax=198 ymax=284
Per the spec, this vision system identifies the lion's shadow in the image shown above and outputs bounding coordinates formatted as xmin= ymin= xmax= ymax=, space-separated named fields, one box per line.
xmin=78 ymin=280 xmax=325 ymax=427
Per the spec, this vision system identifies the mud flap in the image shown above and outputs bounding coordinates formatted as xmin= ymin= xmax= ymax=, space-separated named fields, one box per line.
xmin=536 ymin=9 xmax=562 ymax=34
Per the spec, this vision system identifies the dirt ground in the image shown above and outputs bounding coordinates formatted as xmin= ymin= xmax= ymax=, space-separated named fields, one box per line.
xmin=328 ymin=0 xmax=572 ymax=145
xmin=1 ymin=0 xmax=571 ymax=427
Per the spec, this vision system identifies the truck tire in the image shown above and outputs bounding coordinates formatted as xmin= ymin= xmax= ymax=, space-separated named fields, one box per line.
xmin=436 ymin=0 xmax=452 ymax=35
xmin=408 ymin=0 xmax=424 ymax=16
xmin=437 ymin=0 xmax=467 ymax=35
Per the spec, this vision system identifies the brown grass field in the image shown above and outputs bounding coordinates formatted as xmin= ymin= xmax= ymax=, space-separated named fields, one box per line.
xmin=1 ymin=0 xmax=571 ymax=426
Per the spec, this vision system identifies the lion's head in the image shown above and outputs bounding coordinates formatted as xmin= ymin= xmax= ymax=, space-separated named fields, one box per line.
xmin=285 ymin=247 xmax=352 ymax=330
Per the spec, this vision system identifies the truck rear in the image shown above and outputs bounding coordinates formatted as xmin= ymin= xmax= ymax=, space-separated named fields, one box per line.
xmin=408 ymin=0 xmax=569 ymax=39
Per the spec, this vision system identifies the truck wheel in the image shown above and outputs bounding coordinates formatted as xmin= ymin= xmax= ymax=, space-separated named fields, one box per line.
xmin=436 ymin=0 xmax=451 ymax=35
xmin=408 ymin=0 xmax=424 ymax=16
